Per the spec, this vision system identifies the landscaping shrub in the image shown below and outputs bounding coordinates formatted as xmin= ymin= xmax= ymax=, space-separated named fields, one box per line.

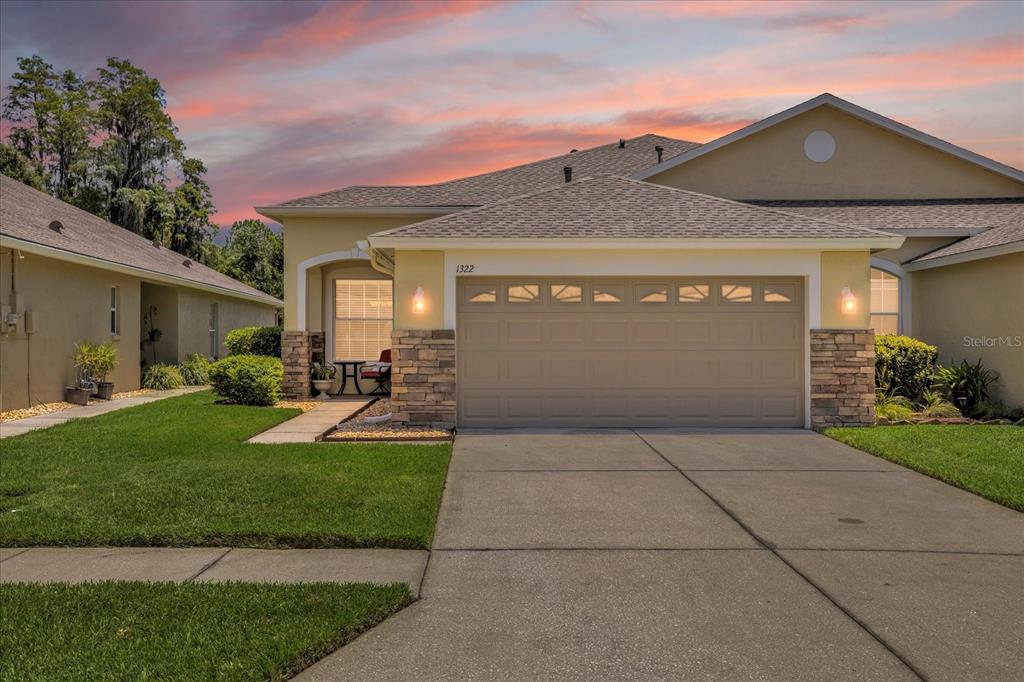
xmin=932 ymin=358 xmax=998 ymax=412
xmin=922 ymin=402 xmax=962 ymax=418
xmin=224 ymin=326 xmax=281 ymax=357
xmin=875 ymin=334 xmax=937 ymax=401
xmin=142 ymin=364 xmax=184 ymax=390
xmin=73 ymin=341 xmax=119 ymax=384
xmin=208 ymin=354 xmax=282 ymax=406
xmin=875 ymin=396 xmax=914 ymax=422
xmin=178 ymin=353 xmax=210 ymax=386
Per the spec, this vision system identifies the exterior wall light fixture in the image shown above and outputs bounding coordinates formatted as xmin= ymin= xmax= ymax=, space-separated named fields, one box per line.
xmin=841 ymin=286 xmax=857 ymax=315
xmin=413 ymin=285 xmax=425 ymax=314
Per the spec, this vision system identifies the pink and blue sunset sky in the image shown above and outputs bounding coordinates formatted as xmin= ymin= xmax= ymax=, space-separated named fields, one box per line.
xmin=1 ymin=0 xmax=1022 ymax=226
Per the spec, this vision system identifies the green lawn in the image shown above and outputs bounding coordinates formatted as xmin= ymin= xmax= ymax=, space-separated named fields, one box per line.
xmin=0 ymin=581 xmax=409 ymax=681
xmin=825 ymin=425 xmax=1024 ymax=511
xmin=0 ymin=391 xmax=451 ymax=548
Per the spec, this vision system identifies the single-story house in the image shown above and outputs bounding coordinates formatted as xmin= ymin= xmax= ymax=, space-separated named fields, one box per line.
xmin=257 ymin=93 xmax=1023 ymax=429
xmin=1 ymin=176 xmax=282 ymax=410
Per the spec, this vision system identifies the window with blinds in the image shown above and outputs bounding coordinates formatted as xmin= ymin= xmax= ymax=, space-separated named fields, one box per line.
xmin=334 ymin=280 xmax=393 ymax=360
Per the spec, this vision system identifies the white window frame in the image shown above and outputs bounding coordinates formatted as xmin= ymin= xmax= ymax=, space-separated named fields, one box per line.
xmin=869 ymin=265 xmax=903 ymax=335
xmin=333 ymin=279 xmax=393 ymax=362
xmin=109 ymin=286 xmax=120 ymax=336
xmin=208 ymin=302 xmax=219 ymax=358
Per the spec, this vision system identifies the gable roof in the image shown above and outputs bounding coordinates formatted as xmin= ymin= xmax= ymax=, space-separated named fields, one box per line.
xmin=369 ymin=174 xmax=902 ymax=248
xmin=257 ymin=134 xmax=698 ymax=215
xmin=0 ymin=176 xmax=281 ymax=306
xmin=632 ymin=93 xmax=1024 ymax=184
xmin=906 ymin=212 xmax=1024 ymax=269
xmin=745 ymin=198 xmax=1024 ymax=235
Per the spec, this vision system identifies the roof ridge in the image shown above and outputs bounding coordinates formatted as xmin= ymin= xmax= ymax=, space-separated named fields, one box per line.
xmin=610 ymin=175 xmax=897 ymax=238
xmin=371 ymin=174 xmax=606 ymax=238
xmin=263 ymin=133 xmax=698 ymax=208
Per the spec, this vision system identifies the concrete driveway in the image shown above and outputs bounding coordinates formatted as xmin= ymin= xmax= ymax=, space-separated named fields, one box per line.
xmin=300 ymin=430 xmax=1024 ymax=681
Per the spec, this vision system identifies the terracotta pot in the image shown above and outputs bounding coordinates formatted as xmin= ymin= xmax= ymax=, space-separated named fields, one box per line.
xmin=95 ymin=382 xmax=114 ymax=400
xmin=65 ymin=387 xmax=91 ymax=406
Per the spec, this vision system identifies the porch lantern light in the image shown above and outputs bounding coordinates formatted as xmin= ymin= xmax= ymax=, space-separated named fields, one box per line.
xmin=413 ymin=285 xmax=426 ymax=314
xmin=841 ymin=286 xmax=857 ymax=315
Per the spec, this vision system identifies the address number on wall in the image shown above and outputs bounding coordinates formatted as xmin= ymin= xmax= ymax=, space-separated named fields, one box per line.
xmin=456 ymin=264 xmax=475 ymax=273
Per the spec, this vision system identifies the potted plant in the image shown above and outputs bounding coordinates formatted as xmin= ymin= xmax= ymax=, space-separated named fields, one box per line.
xmin=66 ymin=344 xmax=95 ymax=405
xmin=311 ymin=363 xmax=336 ymax=399
xmin=77 ymin=341 xmax=119 ymax=399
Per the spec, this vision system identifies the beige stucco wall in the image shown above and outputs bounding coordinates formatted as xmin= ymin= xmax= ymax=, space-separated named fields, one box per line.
xmin=1 ymin=248 xmax=142 ymax=410
xmin=648 ymin=105 xmax=1024 ymax=200
xmin=175 ymin=288 xmax=277 ymax=360
xmin=140 ymin=283 xmax=179 ymax=365
xmin=394 ymin=250 xmax=445 ymax=329
xmin=820 ymin=251 xmax=870 ymax=329
xmin=282 ymin=215 xmax=434 ymax=330
xmin=913 ymin=252 xmax=1024 ymax=406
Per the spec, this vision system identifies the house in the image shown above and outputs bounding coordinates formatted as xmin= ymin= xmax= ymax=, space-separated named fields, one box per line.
xmin=1 ymin=176 xmax=282 ymax=410
xmin=258 ymin=94 xmax=1023 ymax=429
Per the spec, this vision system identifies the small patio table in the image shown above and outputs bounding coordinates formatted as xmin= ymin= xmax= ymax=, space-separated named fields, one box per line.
xmin=332 ymin=361 xmax=365 ymax=396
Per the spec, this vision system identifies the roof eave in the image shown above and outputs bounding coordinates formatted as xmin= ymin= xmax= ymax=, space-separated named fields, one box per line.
xmin=0 ymin=234 xmax=282 ymax=307
xmin=631 ymin=93 xmax=1024 ymax=184
xmin=904 ymin=240 xmax=1024 ymax=271
xmin=254 ymin=205 xmax=467 ymax=221
xmin=368 ymin=236 xmax=905 ymax=250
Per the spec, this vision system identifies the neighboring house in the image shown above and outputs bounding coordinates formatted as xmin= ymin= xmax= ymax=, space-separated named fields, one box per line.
xmin=1 ymin=176 xmax=282 ymax=410
xmin=258 ymin=93 xmax=1023 ymax=429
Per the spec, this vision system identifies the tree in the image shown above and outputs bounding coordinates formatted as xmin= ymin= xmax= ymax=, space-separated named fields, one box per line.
xmin=169 ymin=158 xmax=216 ymax=261
xmin=220 ymin=219 xmax=284 ymax=298
xmin=93 ymin=58 xmax=182 ymax=227
xmin=2 ymin=55 xmax=56 ymax=171
xmin=0 ymin=142 xmax=46 ymax=190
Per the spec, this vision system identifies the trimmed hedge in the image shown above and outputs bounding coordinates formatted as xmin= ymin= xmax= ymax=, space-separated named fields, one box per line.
xmin=142 ymin=364 xmax=184 ymax=390
xmin=224 ymin=326 xmax=281 ymax=358
xmin=208 ymin=354 xmax=283 ymax=406
xmin=875 ymin=334 xmax=937 ymax=401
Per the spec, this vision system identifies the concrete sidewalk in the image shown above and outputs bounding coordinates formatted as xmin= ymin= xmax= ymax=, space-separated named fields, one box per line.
xmin=246 ymin=397 xmax=370 ymax=443
xmin=0 ymin=547 xmax=428 ymax=596
xmin=301 ymin=430 xmax=1024 ymax=681
xmin=0 ymin=386 xmax=206 ymax=439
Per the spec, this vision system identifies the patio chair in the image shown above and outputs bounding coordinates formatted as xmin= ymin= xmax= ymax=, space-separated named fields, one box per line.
xmin=360 ymin=349 xmax=392 ymax=395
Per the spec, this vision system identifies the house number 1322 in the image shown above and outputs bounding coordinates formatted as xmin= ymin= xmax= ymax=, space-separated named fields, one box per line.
xmin=456 ymin=264 xmax=475 ymax=273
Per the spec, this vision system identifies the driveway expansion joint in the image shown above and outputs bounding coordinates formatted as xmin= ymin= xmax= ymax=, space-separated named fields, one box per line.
xmin=0 ymin=548 xmax=32 ymax=563
xmin=631 ymin=430 xmax=928 ymax=681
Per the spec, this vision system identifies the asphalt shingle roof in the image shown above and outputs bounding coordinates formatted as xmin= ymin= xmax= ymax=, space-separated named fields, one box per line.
xmin=914 ymin=212 xmax=1024 ymax=262
xmin=266 ymin=134 xmax=698 ymax=209
xmin=0 ymin=175 xmax=282 ymax=306
xmin=746 ymin=198 xmax=1024 ymax=232
xmin=372 ymin=175 xmax=893 ymax=240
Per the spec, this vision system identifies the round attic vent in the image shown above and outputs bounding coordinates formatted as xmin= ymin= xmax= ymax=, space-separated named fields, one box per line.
xmin=804 ymin=130 xmax=836 ymax=163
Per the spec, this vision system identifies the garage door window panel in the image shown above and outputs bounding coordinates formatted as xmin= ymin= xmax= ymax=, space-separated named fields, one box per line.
xmin=464 ymin=283 xmax=497 ymax=304
xmin=593 ymin=284 xmax=625 ymax=304
xmin=636 ymin=283 xmax=669 ymax=304
xmin=721 ymin=283 xmax=754 ymax=303
xmin=678 ymin=284 xmax=710 ymax=304
xmin=507 ymin=283 xmax=541 ymax=304
xmin=550 ymin=284 xmax=583 ymax=303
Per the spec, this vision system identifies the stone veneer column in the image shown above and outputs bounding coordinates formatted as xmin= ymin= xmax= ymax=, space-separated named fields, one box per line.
xmin=810 ymin=329 xmax=876 ymax=429
xmin=281 ymin=331 xmax=324 ymax=399
xmin=390 ymin=329 xmax=456 ymax=427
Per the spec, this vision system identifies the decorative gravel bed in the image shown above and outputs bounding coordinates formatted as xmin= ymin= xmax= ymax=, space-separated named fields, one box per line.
xmin=322 ymin=399 xmax=452 ymax=442
xmin=0 ymin=389 xmax=158 ymax=422
xmin=276 ymin=400 xmax=320 ymax=413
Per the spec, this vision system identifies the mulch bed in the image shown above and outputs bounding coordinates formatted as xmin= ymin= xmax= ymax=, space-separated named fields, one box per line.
xmin=320 ymin=398 xmax=453 ymax=442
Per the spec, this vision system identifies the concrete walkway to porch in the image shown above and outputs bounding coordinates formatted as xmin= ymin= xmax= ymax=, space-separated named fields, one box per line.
xmin=0 ymin=547 xmax=429 ymax=597
xmin=246 ymin=396 xmax=371 ymax=443
xmin=0 ymin=386 xmax=206 ymax=439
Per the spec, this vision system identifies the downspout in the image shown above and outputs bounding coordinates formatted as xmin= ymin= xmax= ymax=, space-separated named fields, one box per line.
xmin=357 ymin=240 xmax=395 ymax=276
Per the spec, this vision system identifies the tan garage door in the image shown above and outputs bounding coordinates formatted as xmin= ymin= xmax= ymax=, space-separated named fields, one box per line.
xmin=457 ymin=277 xmax=804 ymax=428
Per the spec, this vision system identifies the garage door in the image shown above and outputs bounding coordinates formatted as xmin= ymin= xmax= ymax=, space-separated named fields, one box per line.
xmin=457 ymin=277 xmax=804 ymax=428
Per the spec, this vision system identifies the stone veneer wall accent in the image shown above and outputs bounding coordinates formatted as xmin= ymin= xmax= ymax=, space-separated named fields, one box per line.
xmin=391 ymin=329 xmax=456 ymax=427
xmin=810 ymin=329 xmax=876 ymax=428
xmin=281 ymin=331 xmax=325 ymax=399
